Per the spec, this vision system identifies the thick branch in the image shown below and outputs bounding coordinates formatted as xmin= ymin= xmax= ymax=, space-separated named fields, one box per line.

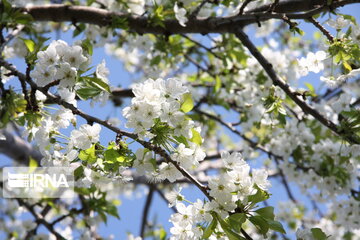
xmin=18 ymin=0 xmax=359 ymax=35
xmin=0 ymin=129 xmax=42 ymax=164
xmin=249 ymin=0 xmax=324 ymax=13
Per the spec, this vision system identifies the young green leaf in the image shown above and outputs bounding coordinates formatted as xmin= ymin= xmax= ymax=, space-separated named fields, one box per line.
xmin=255 ymin=206 xmax=275 ymax=220
xmin=268 ymin=220 xmax=286 ymax=234
xmin=248 ymin=185 xmax=270 ymax=204
xmin=78 ymin=144 xmax=97 ymax=163
xmin=213 ymin=213 xmax=246 ymax=240
xmin=228 ymin=213 xmax=246 ymax=233
xmin=202 ymin=217 xmax=217 ymax=239
xmin=104 ymin=148 xmax=124 ymax=163
xmin=84 ymin=76 xmax=111 ymax=93
xmin=249 ymin=216 xmax=269 ymax=237
xmin=21 ymin=39 xmax=35 ymax=52
xmin=311 ymin=228 xmax=328 ymax=240
xmin=190 ymin=128 xmax=202 ymax=145
xmin=214 ymin=75 xmax=222 ymax=93
xmin=181 ymin=93 xmax=194 ymax=113
xmin=76 ymin=87 xmax=102 ymax=100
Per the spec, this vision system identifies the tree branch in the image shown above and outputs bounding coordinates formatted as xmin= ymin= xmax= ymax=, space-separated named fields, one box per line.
xmin=194 ymin=109 xmax=277 ymax=156
xmin=16 ymin=198 xmax=66 ymax=240
xmin=308 ymin=17 xmax=334 ymax=43
xmin=140 ymin=186 xmax=154 ymax=238
xmin=17 ymin=0 xmax=359 ymax=35
xmin=234 ymin=28 xmax=360 ymax=144
xmin=0 ymin=129 xmax=42 ymax=164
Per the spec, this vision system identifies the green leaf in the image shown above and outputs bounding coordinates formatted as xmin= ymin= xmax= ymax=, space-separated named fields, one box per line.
xmin=159 ymin=228 xmax=167 ymax=240
xmin=73 ymin=23 xmax=86 ymax=37
xmin=87 ymin=0 xmax=96 ymax=6
xmin=311 ymin=228 xmax=328 ymax=240
xmin=172 ymin=135 xmax=189 ymax=147
xmin=105 ymin=203 xmax=120 ymax=219
xmin=248 ymin=185 xmax=270 ymax=204
xmin=76 ymin=87 xmax=102 ymax=100
xmin=150 ymin=55 xmax=161 ymax=65
xmin=278 ymin=106 xmax=287 ymax=115
xmin=343 ymin=61 xmax=352 ymax=72
xmin=222 ymin=0 xmax=232 ymax=7
xmin=74 ymin=166 xmax=84 ymax=180
xmin=13 ymin=12 xmax=33 ymax=24
xmin=249 ymin=216 xmax=269 ymax=237
xmin=78 ymin=144 xmax=97 ymax=163
xmin=29 ymin=157 xmax=38 ymax=169
xmin=214 ymin=75 xmax=221 ymax=92
xmin=81 ymin=39 xmax=93 ymax=55
xmin=228 ymin=213 xmax=246 ymax=232
xmin=1 ymin=0 xmax=12 ymax=13
xmin=202 ymin=217 xmax=217 ymax=239
xmin=213 ymin=213 xmax=246 ymax=240
xmin=268 ymin=220 xmax=286 ymax=234
xmin=305 ymin=82 xmax=315 ymax=92
xmin=99 ymin=211 xmax=107 ymax=223
xmin=180 ymin=93 xmax=194 ymax=113
xmin=104 ymin=148 xmax=124 ymax=163
xmin=21 ymin=39 xmax=35 ymax=52
xmin=190 ymin=128 xmax=202 ymax=145
xmin=334 ymin=52 xmax=342 ymax=63
xmin=277 ymin=112 xmax=287 ymax=125
xmin=255 ymin=206 xmax=275 ymax=220
xmin=83 ymin=76 xmax=111 ymax=93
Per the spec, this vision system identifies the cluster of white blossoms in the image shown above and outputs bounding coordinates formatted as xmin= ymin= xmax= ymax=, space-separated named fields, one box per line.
xmin=124 ymin=77 xmax=207 ymax=177
xmin=321 ymin=67 xmax=360 ymax=88
xmin=123 ymin=78 xmax=192 ymax=139
xmin=168 ymin=151 xmax=270 ymax=240
xmin=330 ymin=197 xmax=360 ymax=230
xmin=297 ymin=50 xmax=327 ymax=77
xmin=23 ymin=40 xmax=112 ymax=167
xmin=208 ymin=151 xmax=270 ymax=208
xmin=30 ymin=40 xmax=88 ymax=88
xmin=266 ymin=118 xmax=358 ymax=200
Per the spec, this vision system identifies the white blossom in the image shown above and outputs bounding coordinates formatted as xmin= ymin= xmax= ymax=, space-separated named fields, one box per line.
xmin=70 ymin=123 xmax=101 ymax=150
xmin=174 ymin=2 xmax=188 ymax=27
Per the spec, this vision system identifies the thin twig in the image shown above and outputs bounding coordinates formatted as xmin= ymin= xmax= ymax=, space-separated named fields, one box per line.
xmin=189 ymin=0 xmax=209 ymax=19
xmin=239 ymin=0 xmax=253 ymax=15
xmin=0 ymin=25 xmax=25 ymax=52
xmin=308 ymin=17 xmax=334 ymax=43
xmin=241 ymin=228 xmax=254 ymax=240
xmin=181 ymin=34 xmax=221 ymax=59
xmin=155 ymin=188 xmax=177 ymax=213
xmin=140 ymin=186 xmax=155 ymax=238
xmin=274 ymin=156 xmax=297 ymax=203
xmin=16 ymin=198 xmax=66 ymax=240
xmin=195 ymin=109 xmax=277 ymax=157
xmin=267 ymin=0 xmax=280 ymax=12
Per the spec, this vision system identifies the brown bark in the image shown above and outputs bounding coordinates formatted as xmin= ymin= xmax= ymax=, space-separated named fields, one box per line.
xmin=19 ymin=0 xmax=360 ymax=35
